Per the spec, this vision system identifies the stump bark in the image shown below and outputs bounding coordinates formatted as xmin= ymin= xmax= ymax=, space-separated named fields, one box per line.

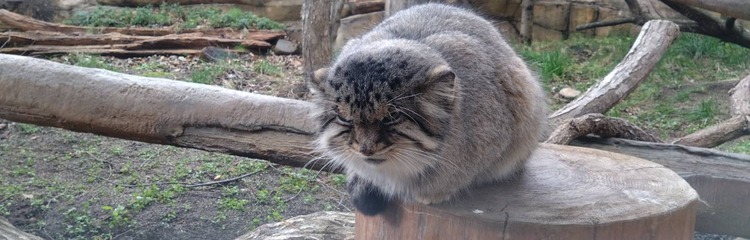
xmin=356 ymin=144 xmax=698 ymax=239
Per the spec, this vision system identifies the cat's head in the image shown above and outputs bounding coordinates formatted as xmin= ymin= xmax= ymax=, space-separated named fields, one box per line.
xmin=308 ymin=40 xmax=459 ymax=170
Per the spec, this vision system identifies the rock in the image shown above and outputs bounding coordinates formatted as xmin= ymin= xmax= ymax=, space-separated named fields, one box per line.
xmin=199 ymin=47 xmax=238 ymax=62
xmin=0 ymin=123 xmax=6 ymax=131
xmin=334 ymin=11 xmax=384 ymax=52
xmin=532 ymin=24 xmax=564 ymax=41
xmin=272 ymin=39 xmax=299 ymax=55
xmin=569 ymin=4 xmax=598 ymax=36
xmin=559 ymin=87 xmax=582 ymax=99
xmin=533 ymin=1 xmax=570 ymax=31
xmin=235 ymin=211 xmax=355 ymax=240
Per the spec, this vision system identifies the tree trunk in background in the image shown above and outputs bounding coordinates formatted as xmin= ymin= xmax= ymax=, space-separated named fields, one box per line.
xmin=301 ymin=0 xmax=344 ymax=83
xmin=520 ymin=0 xmax=534 ymax=44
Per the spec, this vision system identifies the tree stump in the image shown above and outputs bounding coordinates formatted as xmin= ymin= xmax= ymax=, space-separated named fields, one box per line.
xmin=356 ymin=144 xmax=698 ymax=239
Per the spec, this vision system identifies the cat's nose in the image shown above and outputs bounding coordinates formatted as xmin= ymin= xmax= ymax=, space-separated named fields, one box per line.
xmin=359 ymin=145 xmax=375 ymax=156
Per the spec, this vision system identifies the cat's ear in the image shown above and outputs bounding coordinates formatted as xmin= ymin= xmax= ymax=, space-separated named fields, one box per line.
xmin=425 ymin=65 xmax=456 ymax=91
xmin=308 ymin=67 xmax=329 ymax=96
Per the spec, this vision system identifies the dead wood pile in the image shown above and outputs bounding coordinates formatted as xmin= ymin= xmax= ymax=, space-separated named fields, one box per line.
xmin=0 ymin=9 xmax=286 ymax=57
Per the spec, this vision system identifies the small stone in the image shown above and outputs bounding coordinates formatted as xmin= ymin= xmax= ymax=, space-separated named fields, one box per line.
xmin=199 ymin=47 xmax=238 ymax=62
xmin=178 ymin=56 xmax=186 ymax=61
xmin=0 ymin=123 xmax=6 ymax=130
xmin=559 ymin=87 xmax=582 ymax=99
xmin=272 ymin=39 xmax=299 ymax=55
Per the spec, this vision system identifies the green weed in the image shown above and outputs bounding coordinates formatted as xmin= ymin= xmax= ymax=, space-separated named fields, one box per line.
xmin=64 ymin=3 xmax=285 ymax=30
xmin=252 ymin=59 xmax=282 ymax=76
xmin=66 ymin=54 xmax=121 ymax=72
xmin=15 ymin=123 xmax=42 ymax=134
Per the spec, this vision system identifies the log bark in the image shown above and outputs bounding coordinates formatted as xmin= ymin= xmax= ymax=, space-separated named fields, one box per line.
xmin=545 ymin=113 xmax=661 ymax=145
xmin=671 ymin=116 xmax=749 ymax=147
xmin=0 ymin=217 xmax=42 ymax=240
xmin=94 ymin=0 xmax=288 ymax=7
xmin=357 ymin=143 xmax=698 ymax=239
xmin=341 ymin=1 xmax=386 ymax=17
xmin=549 ymin=20 xmax=679 ymax=125
xmin=663 ymin=0 xmax=750 ymax=20
xmin=0 ymin=31 xmax=271 ymax=57
xmin=671 ymin=75 xmax=750 ymax=147
xmin=660 ymin=0 xmax=750 ymax=49
xmin=235 ymin=211 xmax=355 ymax=240
xmin=0 ymin=53 xmax=324 ymax=170
xmin=0 ymin=9 xmax=286 ymax=40
xmin=571 ymin=136 xmax=750 ymax=238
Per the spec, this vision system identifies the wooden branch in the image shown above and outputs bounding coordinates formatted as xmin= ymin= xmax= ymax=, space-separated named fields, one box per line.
xmin=0 ymin=53 xmax=327 ymax=170
xmin=576 ymin=18 xmax=636 ymax=31
xmin=671 ymin=75 xmax=750 ymax=147
xmin=549 ymin=20 xmax=680 ymax=125
xmin=671 ymin=116 xmax=749 ymax=147
xmin=1 ymin=217 xmax=42 ymax=240
xmin=357 ymin=143 xmax=698 ymax=239
xmin=545 ymin=113 xmax=661 ymax=145
xmin=0 ymin=9 xmax=286 ymax=41
xmin=660 ymin=0 xmax=750 ymax=49
xmin=0 ymin=31 xmax=271 ymax=56
xmin=341 ymin=1 xmax=385 ymax=17
xmin=571 ymin=136 xmax=750 ymax=238
xmin=662 ymin=0 xmax=750 ymax=20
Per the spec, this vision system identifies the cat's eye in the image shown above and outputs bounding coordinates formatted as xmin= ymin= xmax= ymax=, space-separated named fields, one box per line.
xmin=383 ymin=112 xmax=402 ymax=126
xmin=336 ymin=115 xmax=353 ymax=126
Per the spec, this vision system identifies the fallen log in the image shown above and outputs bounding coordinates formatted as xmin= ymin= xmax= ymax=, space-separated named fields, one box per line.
xmin=0 ymin=53 xmax=321 ymax=169
xmin=0 ymin=31 xmax=271 ymax=48
xmin=0 ymin=9 xmax=286 ymax=41
xmin=0 ymin=31 xmax=271 ymax=56
xmin=549 ymin=20 xmax=680 ymax=125
xmin=0 ymin=217 xmax=42 ymax=240
xmin=357 ymin=144 xmax=698 ymax=239
xmin=571 ymin=136 xmax=750 ymax=238
xmin=545 ymin=113 xmax=661 ymax=145
xmin=672 ymin=75 xmax=750 ymax=147
xmin=663 ymin=0 xmax=750 ymax=20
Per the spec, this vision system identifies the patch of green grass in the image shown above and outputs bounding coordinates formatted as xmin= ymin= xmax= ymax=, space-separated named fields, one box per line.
xmin=519 ymin=32 xmax=750 ymax=138
xmin=66 ymin=53 xmax=121 ymax=72
xmin=64 ymin=3 xmax=285 ymax=30
xmin=718 ymin=139 xmax=750 ymax=154
xmin=252 ymin=59 xmax=282 ymax=76
xmin=190 ymin=62 xmax=231 ymax=84
xmin=15 ymin=123 xmax=42 ymax=134
xmin=329 ymin=174 xmax=346 ymax=188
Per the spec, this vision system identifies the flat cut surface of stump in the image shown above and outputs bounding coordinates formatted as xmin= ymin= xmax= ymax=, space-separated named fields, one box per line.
xmin=357 ymin=143 xmax=699 ymax=239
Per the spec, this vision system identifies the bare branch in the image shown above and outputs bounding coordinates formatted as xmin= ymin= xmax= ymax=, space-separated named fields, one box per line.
xmin=549 ymin=20 xmax=680 ymax=125
xmin=545 ymin=113 xmax=661 ymax=145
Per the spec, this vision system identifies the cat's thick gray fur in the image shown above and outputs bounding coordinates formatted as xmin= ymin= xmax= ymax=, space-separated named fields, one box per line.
xmin=309 ymin=3 xmax=547 ymax=213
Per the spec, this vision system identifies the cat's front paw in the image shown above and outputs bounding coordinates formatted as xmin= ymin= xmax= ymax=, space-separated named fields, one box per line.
xmin=347 ymin=176 xmax=389 ymax=216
